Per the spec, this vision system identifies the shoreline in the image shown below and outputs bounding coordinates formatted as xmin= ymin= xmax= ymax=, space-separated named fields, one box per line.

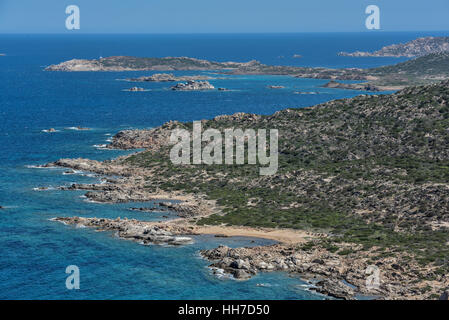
xmin=36 ymin=79 xmax=449 ymax=300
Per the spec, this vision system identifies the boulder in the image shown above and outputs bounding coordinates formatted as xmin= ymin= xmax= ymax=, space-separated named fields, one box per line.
xmin=232 ymin=269 xmax=252 ymax=280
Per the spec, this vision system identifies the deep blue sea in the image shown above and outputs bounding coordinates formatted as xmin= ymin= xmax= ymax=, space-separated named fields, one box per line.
xmin=1 ymin=32 xmax=448 ymax=299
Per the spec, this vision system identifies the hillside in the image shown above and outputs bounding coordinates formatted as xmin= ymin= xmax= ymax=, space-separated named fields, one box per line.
xmin=339 ymin=36 xmax=449 ymax=57
xmin=51 ymin=79 xmax=449 ymax=299
xmin=118 ymin=80 xmax=449 ymax=276
xmin=327 ymin=52 xmax=449 ymax=90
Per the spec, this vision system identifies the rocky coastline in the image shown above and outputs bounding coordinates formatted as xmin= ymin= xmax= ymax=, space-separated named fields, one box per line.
xmin=339 ymin=36 xmax=449 ymax=57
xmin=40 ymin=72 xmax=449 ymax=299
xmin=44 ymin=110 xmax=449 ymax=300
xmin=126 ymin=73 xmax=214 ymax=82
xmin=53 ymin=217 xmax=194 ymax=246
xmin=322 ymin=80 xmax=381 ymax=91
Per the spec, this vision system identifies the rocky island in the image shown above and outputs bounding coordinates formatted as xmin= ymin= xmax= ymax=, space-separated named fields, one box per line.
xmin=126 ymin=87 xmax=146 ymax=92
xmin=48 ymin=78 xmax=449 ymax=299
xmin=339 ymin=36 xmax=449 ymax=57
xmin=171 ymin=80 xmax=215 ymax=91
xmin=126 ymin=73 xmax=214 ymax=82
xmin=45 ymin=41 xmax=449 ymax=91
xmin=45 ymin=56 xmax=255 ymax=72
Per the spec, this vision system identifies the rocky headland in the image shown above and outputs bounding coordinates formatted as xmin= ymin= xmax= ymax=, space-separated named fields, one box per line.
xmin=339 ymin=36 xmax=449 ymax=57
xmin=45 ymin=79 xmax=449 ymax=299
xmin=322 ymin=80 xmax=380 ymax=92
xmin=53 ymin=217 xmax=194 ymax=246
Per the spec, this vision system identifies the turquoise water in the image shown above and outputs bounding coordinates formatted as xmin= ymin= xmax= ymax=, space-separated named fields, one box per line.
xmin=0 ymin=32 xmax=447 ymax=299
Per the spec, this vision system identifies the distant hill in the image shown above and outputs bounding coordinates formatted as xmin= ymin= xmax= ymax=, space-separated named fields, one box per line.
xmin=372 ymin=52 xmax=449 ymax=76
xmin=339 ymin=36 xmax=449 ymax=57
xmin=46 ymin=51 xmax=449 ymax=90
xmin=45 ymin=56 xmax=255 ymax=72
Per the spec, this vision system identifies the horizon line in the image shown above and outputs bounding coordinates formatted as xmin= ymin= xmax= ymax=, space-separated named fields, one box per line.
xmin=1 ymin=30 xmax=449 ymax=35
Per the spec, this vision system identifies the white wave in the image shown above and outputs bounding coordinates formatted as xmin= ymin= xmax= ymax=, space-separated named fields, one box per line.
xmin=65 ymin=126 xmax=91 ymax=131
xmin=256 ymin=283 xmax=272 ymax=287
xmin=25 ymin=164 xmax=55 ymax=169
xmin=93 ymin=144 xmax=113 ymax=150
xmin=209 ymin=267 xmax=233 ymax=280
xmin=82 ymin=198 xmax=105 ymax=204
xmin=33 ymin=186 xmax=56 ymax=191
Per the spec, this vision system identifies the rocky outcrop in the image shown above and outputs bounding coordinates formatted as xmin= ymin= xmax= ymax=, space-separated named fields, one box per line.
xmin=200 ymin=243 xmax=448 ymax=300
xmin=126 ymin=87 xmax=145 ymax=92
xmin=106 ymin=120 xmax=180 ymax=150
xmin=339 ymin=36 xmax=449 ymax=57
xmin=157 ymin=201 xmax=202 ymax=218
xmin=171 ymin=80 xmax=215 ymax=91
xmin=201 ymin=245 xmax=357 ymax=299
xmin=53 ymin=217 xmax=194 ymax=246
xmin=126 ymin=73 xmax=213 ymax=82
xmin=322 ymin=80 xmax=380 ymax=91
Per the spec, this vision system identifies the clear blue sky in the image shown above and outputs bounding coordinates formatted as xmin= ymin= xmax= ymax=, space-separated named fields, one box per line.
xmin=0 ymin=0 xmax=448 ymax=33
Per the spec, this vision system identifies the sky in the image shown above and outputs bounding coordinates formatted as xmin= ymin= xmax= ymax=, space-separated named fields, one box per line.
xmin=0 ymin=0 xmax=448 ymax=33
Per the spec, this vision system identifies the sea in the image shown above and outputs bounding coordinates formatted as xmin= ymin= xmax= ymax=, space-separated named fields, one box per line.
xmin=0 ymin=32 xmax=447 ymax=299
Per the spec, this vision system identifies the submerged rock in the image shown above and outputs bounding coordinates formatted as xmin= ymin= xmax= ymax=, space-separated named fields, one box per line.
xmin=127 ymin=87 xmax=146 ymax=92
